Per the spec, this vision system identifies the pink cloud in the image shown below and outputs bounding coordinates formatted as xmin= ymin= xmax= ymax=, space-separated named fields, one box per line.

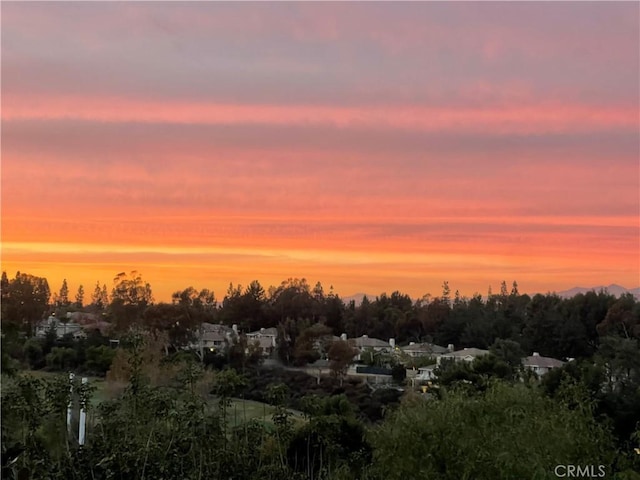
xmin=3 ymin=94 xmax=637 ymax=135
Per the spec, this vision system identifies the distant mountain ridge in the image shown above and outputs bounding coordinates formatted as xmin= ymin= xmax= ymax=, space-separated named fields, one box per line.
xmin=341 ymin=293 xmax=371 ymax=306
xmin=555 ymin=284 xmax=640 ymax=300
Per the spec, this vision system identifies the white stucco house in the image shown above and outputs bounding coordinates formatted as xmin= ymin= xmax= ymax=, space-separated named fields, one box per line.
xmin=522 ymin=352 xmax=565 ymax=376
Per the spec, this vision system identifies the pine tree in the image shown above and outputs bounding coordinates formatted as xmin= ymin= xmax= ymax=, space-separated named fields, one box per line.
xmin=75 ymin=285 xmax=84 ymax=308
xmin=91 ymin=281 xmax=103 ymax=308
xmin=91 ymin=281 xmax=109 ymax=309
xmin=58 ymin=279 xmax=69 ymax=307
xmin=100 ymin=284 xmax=109 ymax=307
xmin=500 ymin=281 xmax=508 ymax=298
xmin=442 ymin=281 xmax=451 ymax=306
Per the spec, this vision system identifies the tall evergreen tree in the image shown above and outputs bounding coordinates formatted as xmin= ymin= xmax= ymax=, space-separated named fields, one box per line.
xmin=57 ymin=279 xmax=70 ymax=307
xmin=75 ymin=284 xmax=84 ymax=308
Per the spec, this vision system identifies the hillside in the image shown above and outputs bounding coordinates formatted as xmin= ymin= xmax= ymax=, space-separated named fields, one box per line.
xmin=556 ymin=284 xmax=640 ymax=299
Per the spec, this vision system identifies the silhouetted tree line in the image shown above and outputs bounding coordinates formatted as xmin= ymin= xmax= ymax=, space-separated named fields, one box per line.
xmin=3 ymin=272 xmax=639 ymax=363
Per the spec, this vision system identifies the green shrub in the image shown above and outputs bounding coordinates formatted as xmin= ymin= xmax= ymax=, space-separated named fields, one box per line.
xmin=23 ymin=338 xmax=44 ymax=369
xmin=84 ymin=345 xmax=116 ymax=375
xmin=45 ymin=347 xmax=78 ymax=371
xmin=371 ymin=381 xmax=617 ymax=480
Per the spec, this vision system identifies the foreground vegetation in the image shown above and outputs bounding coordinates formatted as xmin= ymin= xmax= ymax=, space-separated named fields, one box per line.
xmin=2 ymin=334 xmax=640 ymax=480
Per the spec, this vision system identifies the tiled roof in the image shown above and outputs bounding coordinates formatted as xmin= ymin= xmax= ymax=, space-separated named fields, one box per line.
xmin=401 ymin=342 xmax=447 ymax=354
xmin=352 ymin=336 xmax=389 ymax=349
xmin=442 ymin=348 xmax=489 ymax=358
xmin=523 ymin=355 xmax=564 ymax=369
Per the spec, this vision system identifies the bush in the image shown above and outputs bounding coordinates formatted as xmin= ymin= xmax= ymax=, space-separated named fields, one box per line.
xmin=84 ymin=345 xmax=116 ymax=375
xmin=371 ymin=381 xmax=617 ymax=480
xmin=45 ymin=347 xmax=78 ymax=371
xmin=23 ymin=338 xmax=44 ymax=369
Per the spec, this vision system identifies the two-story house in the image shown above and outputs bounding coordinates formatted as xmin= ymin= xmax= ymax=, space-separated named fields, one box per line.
xmin=190 ymin=323 xmax=237 ymax=355
xmin=245 ymin=327 xmax=278 ymax=356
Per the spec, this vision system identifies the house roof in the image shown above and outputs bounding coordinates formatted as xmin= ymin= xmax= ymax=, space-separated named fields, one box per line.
xmin=442 ymin=348 xmax=489 ymax=358
xmin=401 ymin=342 xmax=448 ymax=355
xmin=523 ymin=355 xmax=564 ymax=369
xmin=351 ymin=335 xmax=389 ymax=349
xmin=247 ymin=327 xmax=278 ymax=337
xmin=201 ymin=323 xmax=234 ymax=335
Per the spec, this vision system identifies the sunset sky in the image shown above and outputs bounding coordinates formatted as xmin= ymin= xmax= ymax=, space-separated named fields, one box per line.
xmin=2 ymin=2 xmax=639 ymax=303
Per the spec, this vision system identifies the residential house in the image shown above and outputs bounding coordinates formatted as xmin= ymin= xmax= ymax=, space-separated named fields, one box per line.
xmin=400 ymin=342 xmax=448 ymax=358
xmin=190 ymin=323 xmax=237 ymax=354
xmin=347 ymin=334 xmax=394 ymax=361
xmin=436 ymin=347 xmax=490 ymax=365
xmin=35 ymin=316 xmax=85 ymax=339
xmin=246 ymin=327 xmax=278 ymax=356
xmin=522 ymin=352 xmax=564 ymax=376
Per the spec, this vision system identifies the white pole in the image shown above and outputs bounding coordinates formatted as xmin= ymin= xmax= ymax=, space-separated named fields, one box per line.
xmin=67 ymin=373 xmax=74 ymax=434
xmin=78 ymin=377 xmax=88 ymax=446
